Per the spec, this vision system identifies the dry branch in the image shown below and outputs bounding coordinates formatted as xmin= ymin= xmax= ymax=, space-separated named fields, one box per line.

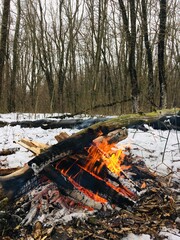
xmin=0 ymin=147 xmax=19 ymax=156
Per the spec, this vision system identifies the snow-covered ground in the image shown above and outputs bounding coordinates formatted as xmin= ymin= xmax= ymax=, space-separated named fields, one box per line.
xmin=0 ymin=112 xmax=180 ymax=239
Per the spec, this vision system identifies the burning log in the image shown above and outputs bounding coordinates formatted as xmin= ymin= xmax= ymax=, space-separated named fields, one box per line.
xmin=0 ymin=128 xmax=130 ymax=208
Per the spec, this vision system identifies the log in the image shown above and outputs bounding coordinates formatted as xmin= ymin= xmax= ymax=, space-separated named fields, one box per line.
xmin=54 ymin=157 xmax=135 ymax=206
xmin=55 ymin=132 xmax=70 ymax=142
xmin=0 ymin=167 xmax=21 ymax=176
xmin=8 ymin=117 xmax=109 ymax=129
xmin=83 ymin=108 xmax=180 ymax=132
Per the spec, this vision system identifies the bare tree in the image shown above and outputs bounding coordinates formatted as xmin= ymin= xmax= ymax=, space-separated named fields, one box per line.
xmin=7 ymin=0 xmax=21 ymax=112
xmin=141 ymin=0 xmax=155 ymax=110
xmin=158 ymin=0 xmax=167 ymax=109
xmin=118 ymin=0 xmax=140 ymax=113
xmin=0 ymin=0 xmax=179 ymax=114
xmin=0 ymin=0 xmax=10 ymax=108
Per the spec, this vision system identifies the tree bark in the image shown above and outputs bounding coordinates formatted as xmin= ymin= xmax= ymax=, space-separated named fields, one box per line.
xmin=118 ymin=0 xmax=139 ymax=113
xmin=141 ymin=0 xmax=155 ymax=109
xmin=158 ymin=0 xmax=167 ymax=109
xmin=0 ymin=0 xmax=11 ymax=106
xmin=8 ymin=0 xmax=21 ymax=112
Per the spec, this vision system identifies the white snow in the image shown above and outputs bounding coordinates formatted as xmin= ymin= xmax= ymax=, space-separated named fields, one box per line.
xmin=122 ymin=233 xmax=152 ymax=240
xmin=0 ymin=113 xmax=180 ymax=239
xmin=120 ymin=126 xmax=180 ymax=178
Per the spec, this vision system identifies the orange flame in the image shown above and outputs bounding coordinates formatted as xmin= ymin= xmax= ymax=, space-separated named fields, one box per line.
xmin=85 ymin=138 xmax=127 ymax=176
xmin=55 ymin=137 xmax=135 ymax=205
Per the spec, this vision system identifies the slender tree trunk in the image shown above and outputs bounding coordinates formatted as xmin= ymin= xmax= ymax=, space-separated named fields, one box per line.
xmin=0 ymin=0 xmax=11 ymax=107
xmin=8 ymin=0 xmax=21 ymax=112
xmin=141 ymin=0 xmax=155 ymax=110
xmin=129 ymin=0 xmax=139 ymax=113
xmin=158 ymin=0 xmax=167 ymax=109
xmin=118 ymin=0 xmax=139 ymax=113
xmin=37 ymin=0 xmax=55 ymax=111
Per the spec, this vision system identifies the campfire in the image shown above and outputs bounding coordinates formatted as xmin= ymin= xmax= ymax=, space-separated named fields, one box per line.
xmin=0 ymin=124 xmax=179 ymax=239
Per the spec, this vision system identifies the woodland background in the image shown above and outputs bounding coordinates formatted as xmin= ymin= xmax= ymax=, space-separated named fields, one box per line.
xmin=0 ymin=0 xmax=179 ymax=115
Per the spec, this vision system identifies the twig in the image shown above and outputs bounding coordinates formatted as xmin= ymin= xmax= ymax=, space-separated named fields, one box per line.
xmin=92 ymin=235 xmax=108 ymax=240
xmin=175 ymin=127 xmax=180 ymax=153
xmin=132 ymin=143 xmax=155 ymax=153
xmin=161 ymin=129 xmax=171 ymax=163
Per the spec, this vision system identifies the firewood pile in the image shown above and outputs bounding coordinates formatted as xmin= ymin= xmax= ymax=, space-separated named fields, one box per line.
xmin=0 ymin=126 xmax=179 ymax=239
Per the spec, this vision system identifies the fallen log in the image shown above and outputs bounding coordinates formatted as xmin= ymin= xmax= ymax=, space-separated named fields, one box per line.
xmin=8 ymin=117 xmax=109 ymax=129
xmin=0 ymin=167 xmax=21 ymax=176
xmin=86 ymin=108 xmax=180 ymax=131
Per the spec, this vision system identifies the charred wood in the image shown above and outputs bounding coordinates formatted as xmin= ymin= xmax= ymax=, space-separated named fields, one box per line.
xmin=28 ymin=128 xmax=127 ymax=174
xmin=43 ymin=165 xmax=109 ymax=210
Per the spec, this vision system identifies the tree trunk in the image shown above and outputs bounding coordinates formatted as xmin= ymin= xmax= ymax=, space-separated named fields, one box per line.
xmin=141 ymin=0 xmax=155 ymax=110
xmin=158 ymin=0 xmax=167 ymax=109
xmin=118 ymin=0 xmax=139 ymax=113
xmin=0 ymin=0 xmax=11 ymax=107
xmin=37 ymin=0 xmax=55 ymax=112
xmin=129 ymin=0 xmax=139 ymax=113
xmin=8 ymin=0 xmax=21 ymax=112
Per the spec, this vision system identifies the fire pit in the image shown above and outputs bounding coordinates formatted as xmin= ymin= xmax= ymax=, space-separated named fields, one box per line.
xmin=0 ymin=113 xmax=179 ymax=239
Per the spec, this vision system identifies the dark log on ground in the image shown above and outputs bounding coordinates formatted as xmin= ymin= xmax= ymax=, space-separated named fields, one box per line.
xmin=9 ymin=119 xmax=84 ymax=128
xmin=5 ymin=117 xmax=109 ymax=129
xmin=150 ymin=115 xmax=180 ymax=130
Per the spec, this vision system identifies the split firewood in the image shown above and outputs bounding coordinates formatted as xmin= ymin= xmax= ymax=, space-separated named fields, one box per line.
xmin=17 ymin=138 xmax=49 ymax=155
xmin=55 ymin=132 xmax=70 ymax=142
